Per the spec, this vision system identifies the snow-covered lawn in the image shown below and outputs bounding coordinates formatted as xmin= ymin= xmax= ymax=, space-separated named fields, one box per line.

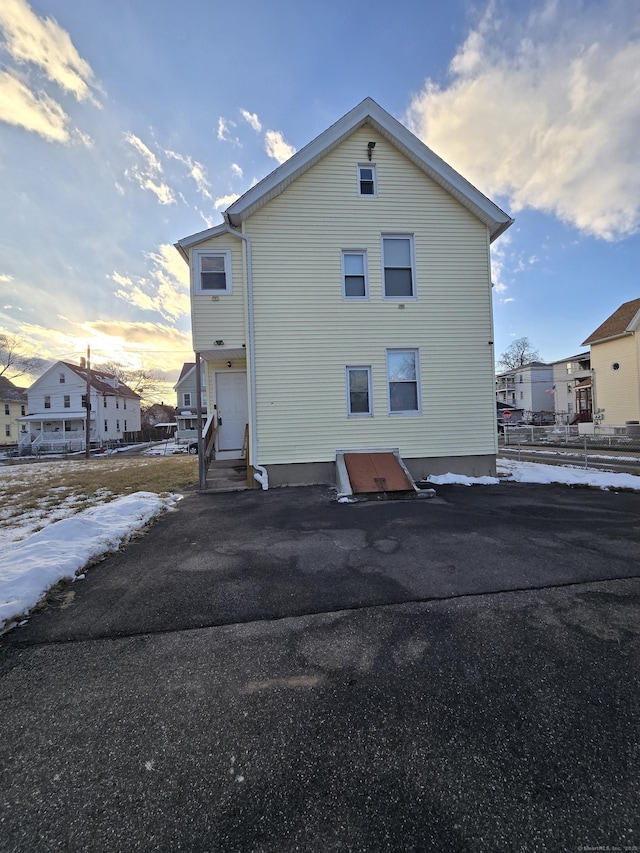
xmin=1 ymin=457 xmax=639 ymax=633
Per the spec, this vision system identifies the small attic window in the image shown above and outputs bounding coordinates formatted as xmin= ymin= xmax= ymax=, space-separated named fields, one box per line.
xmin=59 ymin=372 xmax=65 ymax=383
xmin=357 ymin=164 xmax=377 ymax=196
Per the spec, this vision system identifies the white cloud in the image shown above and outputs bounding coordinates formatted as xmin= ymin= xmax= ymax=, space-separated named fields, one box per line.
xmin=230 ymin=162 xmax=243 ymax=178
xmin=165 ymin=149 xmax=212 ymax=200
xmin=114 ymin=244 xmax=189 ymax=323
xmin=217 ymin=116 xmax=239 ymax=144
xmin=264 ymin=129 xmax=296 ymax=164
xmin=0 ymin=273 xmax=14 ymax=282
xmin=214 ymin=193 xmax=240 ymax=211
xmin=123 ymin=133 xmax=175 ymax=205
xmin=0 ymin=70 xmax=70 ymax=142
xmin=405 ymin=0 xmax=640 ymax=241
xmin=0 ymin=0 xmax=99 ymax=105
xmin=240 ymin=109 xmax=262 ymax=132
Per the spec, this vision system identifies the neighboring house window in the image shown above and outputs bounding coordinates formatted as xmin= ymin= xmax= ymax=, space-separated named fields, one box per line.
xmin=382 ymin=235 xmax=415 ymax=298
xmin=21 ymin=405 xmax=25 ymax=416
xmin=387 ymin=350 xmax=420 ymax=413
xmin=183 ymin=393 xmax=192 ymax=407
xmin=64 ymin=395 xmax=70 ymax=408
xmin=519 ymin=375 xmax=523 ymax=383
xmin=103 ymin=396 xmax=107 ymax=408
xmin=116 ymin=420 xmax=120 ymax=432
xmin=342 ymin=251 xmax=368 ymax=300
xmin=104 ymin=420 xmax=108 ymax=432
xmin=59 ymin=372 xmax=65 ymax=383
xmin=3 ymin=404 xmax=8 ymax=416
xmin=567 ymin=385 xmax=572 ymax=395
xmin=5 ymin=424 xmax=10 ymax=437
xmin=566 ymin=363 xmax=573 ymax=374
xmin=357 ymin=164 xmax=377 ymax=196
xmin=194 ymin=250 xmax=232 ymax=294
xmin=520 ymin=391 xmax=524 ymax=400
xmin=346 ymin=367 xmax=373 ymax=416
xmin=568 ymin=402 xmax=573 ymax=414
xmin=123 ymin=399 xmax=127 ymax=410
xmin=116 ymin=399 xmax=119 ymax=409
xmin=44 ymin=395 xmax=51 ymax=409
xmin=124 ymin=420 xmax=127 ymax=431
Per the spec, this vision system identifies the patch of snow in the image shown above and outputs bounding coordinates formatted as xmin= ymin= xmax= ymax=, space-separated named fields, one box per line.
xmin=498 ymin=459 xmax=640 ymax=491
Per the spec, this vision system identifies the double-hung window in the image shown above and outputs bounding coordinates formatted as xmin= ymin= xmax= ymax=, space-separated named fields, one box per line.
xmin=382 ymin=235 xmax=415 ymax=298
xmin=3 ymin=404 xmax=9 ymax=416
xmin=194 ymin=249 xmax=232 ymax=294
xmin=357 ymin=164 xmax=377 ymax=196
xmin=183 ymin=393 xmax=192 ymax=407
xmin=342 ymin=251 xmax=368 ymax=300
xmin=44 ymin=395 xmax=51 ymax=409
xmin=63 ymin=395 xmax=70 ymax=408
xmin=346 ymin=367 xmax=373 ymax=417
xmin=387 ymin=350 xmax=420 ymax=414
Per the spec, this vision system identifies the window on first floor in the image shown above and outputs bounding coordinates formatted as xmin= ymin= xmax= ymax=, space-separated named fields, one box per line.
xmin=116 ymin=420 xmax=120 ymax=432
xmin=104 ymin=420 xmax=108 ymax=432
xmin=5 ymin=424 xmax=11 ymax=437
xmin=342 ymin=251 xmax=368 ymax=300
xmin=346 ymin=366 xmax=373 ymax=416
xmin=567 ymin=402 xmax=573 ymax=414
xmin=124 ymin=420 xmax=127 ymax=431
xmin=44 ymin=395 xmax=51 ymax=409
xmin=387 ymin=349 xmax=420 ymax=413
xmin=194 ymin=249 xmax=232 ymax=294
xmin=382 ymin=235 xmax=415 ymax=298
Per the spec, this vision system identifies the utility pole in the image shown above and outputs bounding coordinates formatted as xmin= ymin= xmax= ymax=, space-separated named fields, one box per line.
xmin=85 ymin=344 xmax=91 ymax=460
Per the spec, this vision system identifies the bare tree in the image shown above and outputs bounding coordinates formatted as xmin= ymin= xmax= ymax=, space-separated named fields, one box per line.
xmin=498 ymin=337 xmax=541 ymax=370
xmin=96 ymin=359 xmax=165 ymax=404
xmin=0 ymin=332 xmax=43 ymax=380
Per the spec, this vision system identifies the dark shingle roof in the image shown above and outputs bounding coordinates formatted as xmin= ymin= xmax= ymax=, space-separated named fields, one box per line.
xmin=61 ymin=362 xmax=140 ymax=399
xmin=582 ymin=298 xmax=640 ymax=345
xmin=0 ymin=375 xmax=28 ymax=402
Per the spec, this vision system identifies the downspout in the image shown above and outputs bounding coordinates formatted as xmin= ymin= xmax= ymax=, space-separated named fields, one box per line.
xmin=221 ymin=214 xmax=268 ymax=490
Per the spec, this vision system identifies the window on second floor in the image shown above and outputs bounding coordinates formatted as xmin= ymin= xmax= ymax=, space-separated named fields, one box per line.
xmin=346 ymin=366 xmax=373 ymax=417
xmin=21 ymin=405 xmax=25 ymax=416
xmin=63 ymin=395 xmax=70 ymax=408
xmin=4 ymin=403 xmax=9 ymax=416
xmin=44 ymin=395 xmax=51 ymax=409
xmin=382 ymin=235 xmax=415 ymax=299
xmin=342 ymin=251 xmax=368 ymax=300
xmin=194 ymin=249 xmax=232 ymax=294
xmin=183 ymin=393 xmax=192 ymax=407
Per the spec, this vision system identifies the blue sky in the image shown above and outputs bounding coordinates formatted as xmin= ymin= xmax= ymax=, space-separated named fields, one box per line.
xmin=1 ymin=0 xmax=638 ymax=394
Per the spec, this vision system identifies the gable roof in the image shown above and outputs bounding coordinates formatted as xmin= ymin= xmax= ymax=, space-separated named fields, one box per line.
xmin=30 ymin=361 xmax=141 ymax=399
xmin=177 ymin=362 xmax=196 ymax=382
xmin=0 ymin=375 xmax=27 ymax=402
xmin=177 ymin=98 xmax=513 ymax=252
xmin=582 ymin=298 xmax=640 ymax=346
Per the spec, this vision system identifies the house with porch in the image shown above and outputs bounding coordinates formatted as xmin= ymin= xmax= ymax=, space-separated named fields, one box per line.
xmin=550 ymin=352 xmax=591 ymax=425
xmin=495 ymin=362 xmax=555 ymax=424
xmin=174 ymin=361 xmax=207 ymax=444
xmin=19 ymin=360 xmax=141 ymax=453
xmin=175 ymin=98 xmax=513 ymax=488
xmin=581 ymin=297 xmax=640 ymax=433
xmin=0 ymin=376 xmax=27 ymax=446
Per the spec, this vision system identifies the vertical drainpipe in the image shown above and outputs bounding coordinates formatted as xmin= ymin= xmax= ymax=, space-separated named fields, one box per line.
xmin=221 ymin=214 xmax=268 ymax=489
xmin=195 ymin=354 xmax=205 ymax=490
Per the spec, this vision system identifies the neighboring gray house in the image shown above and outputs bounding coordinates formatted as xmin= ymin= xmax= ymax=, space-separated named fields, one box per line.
xmin=174 ymin=362 xmax=207 ymax=444
xmin=495 ymin=362 xmax=554 ymax=423
xmin=19 ymin=360 xmax=141 ymax=453
xmin=550 ymin=352 xmax=592 ymax=424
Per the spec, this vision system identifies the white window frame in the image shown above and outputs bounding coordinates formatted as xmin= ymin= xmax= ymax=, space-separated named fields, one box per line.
xmin=357 ymin=163 xmax=377 ymax=197
xmin=386 ymin=349 xmax=421 ymax=415
xmin=59 ymin=372 xmax=65 ymax=384
xmin=381 ymin=234 xmax=416 ymax=300
xmin=341 ymin=250 xmax=369 ymax=301
xmin=346 ymin=366 xmax=373 ymax=417
xmin=63 ymin=395 xmax=70 ymax=409
xmin=183 ymin=392 xmax=192 ymax=407
xmin=194 ymin=249 xmax=232 ymax=295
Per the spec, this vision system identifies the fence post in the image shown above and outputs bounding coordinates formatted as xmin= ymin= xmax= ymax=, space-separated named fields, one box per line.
xmin=583 ymin=434 xmax=588 ymax=469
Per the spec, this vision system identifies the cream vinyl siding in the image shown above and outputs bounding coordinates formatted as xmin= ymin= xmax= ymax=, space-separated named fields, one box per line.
xmin=591 ymin=337 xmax=640 ymax=425
xmin=190 ymin=235 xmax=246 ymax=352
xmin=245 ymin=126 xmax=496 ymax=464
xmin=204 ymin=358 xmax=248 ymax=414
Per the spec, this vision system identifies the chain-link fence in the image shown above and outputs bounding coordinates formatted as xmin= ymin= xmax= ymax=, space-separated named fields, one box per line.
xmin=498 ymin=423 xmax=640 ymax=474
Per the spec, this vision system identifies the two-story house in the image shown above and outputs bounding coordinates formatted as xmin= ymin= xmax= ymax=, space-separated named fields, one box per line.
xmin=176 ymin=98 xmax=513 ymax=488
xmin=0 ymin=376 xmax=27 ymax=446
xmin=581 ymin=297 xmax=640 ymax=432
xmin=495 ymin=362 xmax=554 ymax=424
xmin=19 ymin=360 xmax=141 ymax=453
xmin=550 ymin=352 xmax=591 ymax=425
xmin=174 ymin=361 xmax=207 ymax=444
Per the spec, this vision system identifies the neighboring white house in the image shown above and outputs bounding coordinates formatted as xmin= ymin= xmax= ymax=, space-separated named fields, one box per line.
xmin=581 ymin=297 xmax=640 ymax=432
xmin=495 ymin=362 xmax=554 ymax=423
xmin=550 ymin=352 xmax=591 ymax=425
xmin=175 ymin=97 xmax=513 ymax=487
xmin=19 ymin=360 xmax=141 ymax=453
xmin=0 ymin=376 xmax=27 ymax=446
xmin=174 ymin=361 xmax=207 ymax=443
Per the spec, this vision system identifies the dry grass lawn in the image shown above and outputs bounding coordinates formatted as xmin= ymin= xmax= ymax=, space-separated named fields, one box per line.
xmin=0 ymin=454 xmax=197 ymax=543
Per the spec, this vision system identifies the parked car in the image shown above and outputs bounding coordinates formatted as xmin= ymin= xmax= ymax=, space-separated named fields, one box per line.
xmin=188 ymin=441 xmax=198 ymax=454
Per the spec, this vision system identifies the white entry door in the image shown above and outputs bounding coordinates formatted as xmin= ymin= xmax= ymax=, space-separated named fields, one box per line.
xmin=215 ymin=372 xmax=248 ymax=459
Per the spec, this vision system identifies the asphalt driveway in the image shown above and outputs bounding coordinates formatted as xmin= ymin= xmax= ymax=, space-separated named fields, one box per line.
xmin=1 ymin=483 xmax=639 ymax=851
